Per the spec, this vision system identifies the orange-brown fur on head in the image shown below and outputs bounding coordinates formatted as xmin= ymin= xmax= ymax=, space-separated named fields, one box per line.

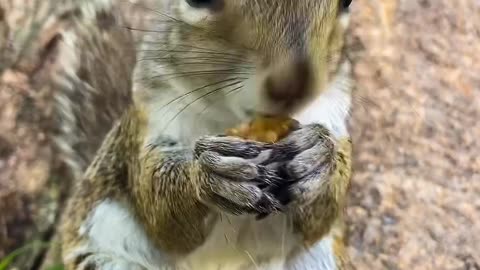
xmin=137 ymin=0 xmax=349 ymax=116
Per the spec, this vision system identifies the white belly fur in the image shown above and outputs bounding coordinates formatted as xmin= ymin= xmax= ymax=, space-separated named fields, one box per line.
xmin=179 ymin=214 xmax=338 ymax=270
xmin=181 ymin=213 xmax=298 ymax=270
xmin=80 ymin=201 xmax=337 ymax=270
xmin=78 ymin=62 xmax=352 ymax=269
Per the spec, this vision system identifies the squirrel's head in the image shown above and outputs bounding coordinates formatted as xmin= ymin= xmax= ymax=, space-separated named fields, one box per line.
xmin=140 ymin=0 xmax=351 ymax=115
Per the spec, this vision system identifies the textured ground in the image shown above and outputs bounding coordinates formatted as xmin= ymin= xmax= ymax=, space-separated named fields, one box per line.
xmin=0 ymin=0 xmax=479 ymax=269
xmin=346 ymin=0 xmax=480 ymax=269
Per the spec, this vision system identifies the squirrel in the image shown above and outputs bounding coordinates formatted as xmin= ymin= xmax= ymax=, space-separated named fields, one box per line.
xmin=58 ymin=0 xmax=354 ymax=269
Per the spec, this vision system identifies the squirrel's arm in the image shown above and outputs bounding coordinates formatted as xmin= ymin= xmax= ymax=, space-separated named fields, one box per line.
xmin=130 ymin=140 xmax=211 ymax=255
xmin=277 ymin=131 xmax=352 ymax=270
xmin=293 ymin=137 xmax=352 ymax=246
xmin=59 ymin=107 xmax=212 ymax=270
xmin=118 ymin=109 xmax=212 ymax=255
xmin=61 ymin=106 xmax=283 ymax=269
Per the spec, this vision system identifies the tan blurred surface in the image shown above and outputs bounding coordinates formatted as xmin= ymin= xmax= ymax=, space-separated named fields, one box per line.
xmin=346 ymin=0 xmax=480 ymax=269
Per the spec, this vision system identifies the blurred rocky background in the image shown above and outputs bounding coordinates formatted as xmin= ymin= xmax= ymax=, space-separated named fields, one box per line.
xmin=0 ymin=0 xmax=479 ymax=269
xmin=346 ymin=0 xmax=479 ymax=269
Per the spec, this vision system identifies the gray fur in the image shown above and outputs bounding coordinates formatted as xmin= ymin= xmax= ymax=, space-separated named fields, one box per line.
xmin=59 ymin=0 xmax=353 ymax=269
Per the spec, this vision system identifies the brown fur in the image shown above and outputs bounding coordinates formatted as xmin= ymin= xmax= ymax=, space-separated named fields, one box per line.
xmin=57 ymin=0 xmax=353 ymax=268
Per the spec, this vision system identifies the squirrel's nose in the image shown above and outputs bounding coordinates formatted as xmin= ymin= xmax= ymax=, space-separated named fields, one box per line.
xmin=264 ymin=57 xmax=312 ymax=104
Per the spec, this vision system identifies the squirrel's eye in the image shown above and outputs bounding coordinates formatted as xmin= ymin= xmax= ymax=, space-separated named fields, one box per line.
xmin=186 ymin=0 xmax=223 ymax=10
xmin=341 ymin=0 xmax=353 ymax=9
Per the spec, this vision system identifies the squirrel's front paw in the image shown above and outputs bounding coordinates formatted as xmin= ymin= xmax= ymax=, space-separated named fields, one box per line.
xmin=265 ymin=124 xmax=337 ymax=207
xmin=194 ymin=136 xmax=284 ymax=216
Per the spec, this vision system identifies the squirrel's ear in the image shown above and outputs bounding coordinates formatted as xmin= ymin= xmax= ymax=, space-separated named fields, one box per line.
xmin=341 ymin=0 xmax=352 ymax=9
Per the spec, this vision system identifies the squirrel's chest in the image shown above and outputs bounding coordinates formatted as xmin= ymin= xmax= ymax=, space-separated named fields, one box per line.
xmin=144 ymin=85 xmax=252 ymax=147
xmin=178 ymin=214 xmax=336 ymax=270
xmin=178 ymin=214 xmax=296 ymax=270
xmin=80 ymin=201 xmax=337 ymax=270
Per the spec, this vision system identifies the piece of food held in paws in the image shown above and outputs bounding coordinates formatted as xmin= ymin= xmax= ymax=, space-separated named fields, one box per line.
xmin=225 ymin=115 xmax=299 ymax=219
xmin=226 ymin=115 xmax=299 ymax=143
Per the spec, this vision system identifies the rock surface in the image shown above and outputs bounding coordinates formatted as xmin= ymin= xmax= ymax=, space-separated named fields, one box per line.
xmin=346 ymin=0 xmax=480 ymax=269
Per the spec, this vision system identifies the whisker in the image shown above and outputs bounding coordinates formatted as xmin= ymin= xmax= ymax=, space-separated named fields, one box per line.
xmin=138 ymin=61 xmax=254 ymax=69
xmin=123 ymin=26 xmax=176 ymax=33
xmin=138 ymin=56 xmax=251 ymax=66
xmin=140 ymin=49 xmax=248 ymax=60
xmin=137 ymin=59 xmax=254 ymax=69
xmin=155 ymin=77 xmax=245 ymax=113
xmin=140 ymin=71 xmax=252 ymax=82
xmin=156 ymin=69 xmax=238 ymax=76
xmin=244 ymin=250 xmax=260 ymax=270
xmin=122 ymin=0 xmax=229 ymax=42
xmin=136 ymin=45 xmax=344 ymax=65
xmin=137 ymin=56 xmax=252 ymax=65
xmin=281 ymin=216 xmax=287 ymax=259
xmin=121 ymin=0 xmax=188 ymax=25
xmin=196 ymin=84 xmax=244 ymax=121
xmin=137 ymin=43 xmax=248 ymax=58
xmin=122 ymin=0 xmax=255 ymax=52
xmin=162 ymin=81 xmax=244 ymax=131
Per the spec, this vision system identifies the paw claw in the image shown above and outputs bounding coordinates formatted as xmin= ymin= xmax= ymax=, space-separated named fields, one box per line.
xmin=195 ymin=135 xmax=291 ymax=216
xmin=195 ymin=135 xmax=267 ymax=159
xmin=258 ymin=124 xmax=337 ymax=206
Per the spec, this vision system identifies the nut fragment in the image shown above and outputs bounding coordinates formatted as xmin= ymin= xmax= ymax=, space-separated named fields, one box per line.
xmin=226 ymin=115 xmax=298 ymax=143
